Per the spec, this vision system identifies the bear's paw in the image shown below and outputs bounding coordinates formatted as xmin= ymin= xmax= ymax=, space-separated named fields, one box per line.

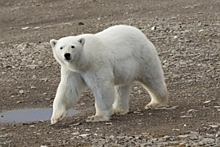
xmin=113 ymin=108 xmax=129 ymax=115
xmin=86 ymin=115 xmax=110 ymax=122
xmin=51 ymin=111 xmax=67 ymax=124
xmin=145 ymin=101 xmax=168 ymax=110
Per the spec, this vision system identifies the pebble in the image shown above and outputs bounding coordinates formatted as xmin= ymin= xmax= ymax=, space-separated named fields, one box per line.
xmin=180 ymin=115 xmax=193 ymax=118
xmin=203 ymin=100 xmax=211 ymax=104
xmin=209 ymin=125 xmax=219 ymax=128
xmin=0 ymin=134 xmax=8 ymax=138
xmin=173 ymin=35 xmax=178 ymax=39
xmin=105 ymin=122 xmax=112 ymax=125
xmin=26 ymin=65 xmax=38 ymax=69
xmin=21 ymin=26 xmax=29 ymax=30
xmin=45 ymin=98 xmax=51 ymax=101
xmin=187 ymin=109 xmax=199 ymax=113
xmin=40 ymin=78 xmax=49 ymax=82
xmin=151 ymin=26 xmax=156 ymax=30
xmin=79 ymin=134 xmax=90 ymax=138
xmin=34 ymin=27 xmax=40 ymax=29
xmin=19 ymin=90 xmax=24 ymax=94
xmin=71 ymin=132 xmax=80 ymax=136
xmin=78 ymin=22 xmax=84 ymax=25
xmin=31 ymin=86 xmax=36 ymax=89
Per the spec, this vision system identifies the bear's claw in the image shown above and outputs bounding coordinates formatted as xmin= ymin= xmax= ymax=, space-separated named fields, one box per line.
xmin=51 ymin=117 xmax=60 ymax=124
xmin=145 ymin=102 xmax=168 ymax=110
xmin=50 ymin=112 xmax=67 ymax=124
xmin=86 ymin=115 xmax=109 ymax=122
xmin=114 ymin=109 xmax=128 ymax=115
xmin=51 ymin=118 xmax=56 ymax=124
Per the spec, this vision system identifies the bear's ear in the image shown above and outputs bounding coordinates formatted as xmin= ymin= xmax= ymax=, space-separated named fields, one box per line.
xmin=78 ymin=38 xmax=85 ymax=46
xmin=50 ymin=39 xmax=58 ymax=48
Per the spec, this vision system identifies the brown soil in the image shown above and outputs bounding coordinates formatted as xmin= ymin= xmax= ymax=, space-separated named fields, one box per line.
xmin=0 ymin=0 xmax=219 ymax=146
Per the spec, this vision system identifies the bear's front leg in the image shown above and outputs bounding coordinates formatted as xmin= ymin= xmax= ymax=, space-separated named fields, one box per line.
xmin=113 ymin=85 xmax=131 ymax=115
xmin=86 ymin=102 xmax=114 ymax=122
xmin=85 ymin=78 xmax=115 ymax=122
xmin=51 ymin=89 xmax=67 ymax=124
xmin=51 ymin=67 xmax=86 ymax=124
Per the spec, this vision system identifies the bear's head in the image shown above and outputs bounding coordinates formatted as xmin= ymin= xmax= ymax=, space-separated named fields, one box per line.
xmin=50 ymin=36 xmax=85 ymax=65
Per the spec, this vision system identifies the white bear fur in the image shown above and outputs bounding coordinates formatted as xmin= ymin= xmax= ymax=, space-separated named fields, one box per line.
xmin=50 ymin=25 xmax=168 ymax=124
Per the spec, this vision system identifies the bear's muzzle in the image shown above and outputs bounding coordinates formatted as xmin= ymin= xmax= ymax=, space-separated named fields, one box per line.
xmin=64 ymin=53 xmax=71 ymax=60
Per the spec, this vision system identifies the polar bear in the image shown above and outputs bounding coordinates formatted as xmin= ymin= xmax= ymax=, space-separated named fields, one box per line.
xmin=50 ymin=25 xmax=168 ymax=124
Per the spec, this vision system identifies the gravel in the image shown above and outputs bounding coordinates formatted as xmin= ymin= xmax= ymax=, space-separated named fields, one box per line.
xmin=0 ymin=0 xmax=219 ymax=146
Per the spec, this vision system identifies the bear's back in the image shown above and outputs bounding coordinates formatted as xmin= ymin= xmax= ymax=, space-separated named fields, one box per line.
xmin=95 ymin=25 xmax=155 ymax=60
xmin=96 ymin=25 xmax=146 ymax=44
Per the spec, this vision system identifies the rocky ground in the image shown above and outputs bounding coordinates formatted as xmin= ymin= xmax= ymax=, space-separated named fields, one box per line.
xmin=0 ymin=0 xmax=220 ymax=146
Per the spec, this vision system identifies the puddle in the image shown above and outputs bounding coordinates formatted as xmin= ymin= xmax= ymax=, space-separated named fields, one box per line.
xmin=0 ymin=108 xmax=77 ymax=123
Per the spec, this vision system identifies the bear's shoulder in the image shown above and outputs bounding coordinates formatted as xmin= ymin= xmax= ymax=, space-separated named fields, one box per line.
xmin=96 ymin=25 xmax=141 ymax=36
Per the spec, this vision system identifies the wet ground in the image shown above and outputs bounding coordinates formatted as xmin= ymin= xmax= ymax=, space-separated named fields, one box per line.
xmin=0 ymin=109 xmax=77 ymax=123
xmin=0 ymin=0 xmax=220 ymax=146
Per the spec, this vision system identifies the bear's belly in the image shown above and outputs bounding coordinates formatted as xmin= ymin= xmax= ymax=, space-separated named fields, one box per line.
xmin=113 ymin=61 xmax=139 ymax=86
xmin=114 ymin=75 xmax=134 ymax=86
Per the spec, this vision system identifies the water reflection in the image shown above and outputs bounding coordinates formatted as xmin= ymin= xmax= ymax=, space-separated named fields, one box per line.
xmin=0 ymin=108 xmax=76 ymax=123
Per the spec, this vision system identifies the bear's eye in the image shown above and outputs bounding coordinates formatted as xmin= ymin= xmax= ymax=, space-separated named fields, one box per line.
xmin=71 ymin=45 xmax=75 ymax=49
xmin=60 ymin=47 xmax=63 ymax=50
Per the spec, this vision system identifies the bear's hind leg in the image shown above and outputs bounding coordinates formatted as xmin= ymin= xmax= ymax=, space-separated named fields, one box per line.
xmin=113 ymin=85 xmax=131 ymax=115
xmin=140 ymin=79 xmax=168 ymax=110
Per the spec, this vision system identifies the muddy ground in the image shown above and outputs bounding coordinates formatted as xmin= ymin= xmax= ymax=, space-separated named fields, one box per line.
xmin=0 ymin=0 xmax=220 ymax=146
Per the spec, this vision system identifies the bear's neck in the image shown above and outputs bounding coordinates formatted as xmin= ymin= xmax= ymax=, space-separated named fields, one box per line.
xmin=67 ymin=51 xmax=90 ymax=73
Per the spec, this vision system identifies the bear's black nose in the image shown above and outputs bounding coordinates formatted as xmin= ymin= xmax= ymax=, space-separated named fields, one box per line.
xmin=64 ymin=53 xmax=71 ymax=60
